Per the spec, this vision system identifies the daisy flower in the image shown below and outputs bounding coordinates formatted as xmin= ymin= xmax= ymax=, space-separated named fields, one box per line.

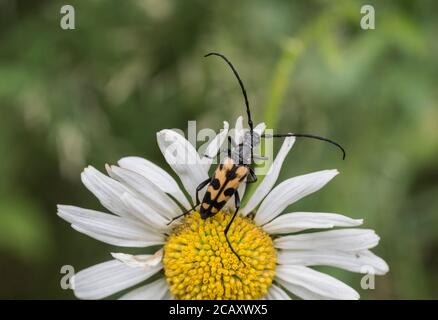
xmin=57 ymin=116 xmax=388 ymax=300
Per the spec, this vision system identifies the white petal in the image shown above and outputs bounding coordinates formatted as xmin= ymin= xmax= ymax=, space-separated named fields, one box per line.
xmin=119 ymin=278 xmax=169 ymax=300
xmin=81 ymin=166 xmax=135 ymax=219
xmin=265 ymin=284 xmax=292 ymax=300
xmin=73 ymin=257 xmax=162 ymax=300
xmin=71 ymin=225 xmax=160 ymax=247
xmin=203 ymin=121 xmax=229 ymax=164
xmin=275 ymin=265 xmax=359 ymax=300
xmin=162 ymin=290 xmax=175 ymax=300
xmin=254 ymin=122 xmax=266 ymax=136
xmin=157 ymin=129 xmax=209 ymax=202
xmin=118 ymin=156 xmax=191 ymax=210
xmin=233 ymin=116 xmax=244 ymax=144
xmin=111 ymin=248 xmax=163 ymax=268
xmin=274 ymin=229 xmax=380 ymax=252
xmin=242 ymin=137 xmax=295 ymax=216
xmin=57 ymin=205 xmax=164 ymax=247
xmin=107 ymin=165 xmax=182 ymax=219
xmin=120 ymin=192 xmax=169 ymax=231
xmin=263 ymin=212 xmax=363 ymax=234
xmin=277 ymin=249 xmax=389 ymax=275
xmin=254 ymin=170 xmax=339 ymax=225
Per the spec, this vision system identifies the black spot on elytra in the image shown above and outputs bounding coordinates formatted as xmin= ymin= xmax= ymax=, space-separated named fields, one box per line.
xmin=224 ymin=188 xmax=235 ymax=197
xmin=213 ymin=200 xmax=227 ymax=209
xmin=211 ymin=178 xmax=220 ymax=190
xmin=199 ymin=205 xmax=208 ymax=219
xmin=204 ymin=191 xmax=212 ymax=203
xmin=226 ymin=170 xmax=237 ymax=180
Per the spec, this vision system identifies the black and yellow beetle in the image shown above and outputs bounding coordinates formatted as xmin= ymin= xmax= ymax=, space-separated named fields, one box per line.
xmin=168 ymin=52 xmax=346 ymax=261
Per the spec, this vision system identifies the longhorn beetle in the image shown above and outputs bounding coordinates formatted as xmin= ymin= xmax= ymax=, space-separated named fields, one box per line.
xmin=168 ymin=52 xmax=346 ymax=262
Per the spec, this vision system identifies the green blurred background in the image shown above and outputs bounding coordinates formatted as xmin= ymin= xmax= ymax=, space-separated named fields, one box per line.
xmin=0 ymin=0 xmax=437 ymax=299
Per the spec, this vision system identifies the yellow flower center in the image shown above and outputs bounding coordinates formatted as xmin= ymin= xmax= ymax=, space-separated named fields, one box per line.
xmin=163 ymin=211 xmax=277 ymax=300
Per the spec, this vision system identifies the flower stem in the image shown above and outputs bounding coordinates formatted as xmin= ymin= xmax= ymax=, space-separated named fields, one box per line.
xmin=243 ymin=39 xmax=304 ymax=206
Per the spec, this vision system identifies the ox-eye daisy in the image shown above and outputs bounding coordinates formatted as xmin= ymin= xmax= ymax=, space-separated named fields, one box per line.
xmin=57 ymin=116 xmax=388 ymax=300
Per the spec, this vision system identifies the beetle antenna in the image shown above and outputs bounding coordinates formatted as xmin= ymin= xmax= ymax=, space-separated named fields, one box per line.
xmin=205 ymin=52 xmax=254 ymax=162
xmin=262 ymin=133 xmax=346 ymax=160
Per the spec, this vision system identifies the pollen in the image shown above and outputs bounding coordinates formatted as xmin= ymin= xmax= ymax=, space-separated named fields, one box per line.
xmin=163 ymin=211 xmax=277 ymax=300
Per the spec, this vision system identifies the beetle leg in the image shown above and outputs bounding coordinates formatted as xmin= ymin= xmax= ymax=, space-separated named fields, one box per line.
xmin=228 ymin=135 xmax=237 ymax=148
xmin=246 ymin=167 xmax=258 ymax=184
xmin=196 ymin=177 xmax=211 ymax=205
xmin=204 ymin=148 xmax=228 ymax=160
xmin=227 ymin=136 xmax=234 ymax=158
xmin=224 ymin=191 xmax=245 ymax=264
xmin=167 ymin=177 xmax=211 ymax=225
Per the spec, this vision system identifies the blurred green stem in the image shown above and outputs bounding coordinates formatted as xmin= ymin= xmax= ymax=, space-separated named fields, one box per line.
xmin=243 ymin=39 xmax=304 ymax=205
xmin=263 ymin=38 xmax=304 ymax=128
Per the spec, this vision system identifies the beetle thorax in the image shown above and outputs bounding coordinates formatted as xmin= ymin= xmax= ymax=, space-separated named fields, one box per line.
xmin=230 ymin=131 xmax=261 ymax=165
